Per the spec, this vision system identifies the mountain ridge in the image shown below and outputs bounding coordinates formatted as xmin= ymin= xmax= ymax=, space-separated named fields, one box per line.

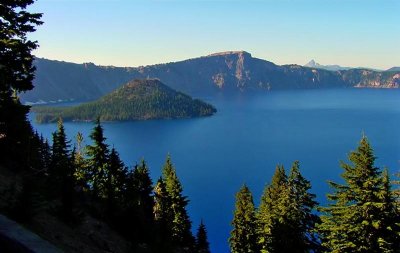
xmin=22 ymin=52 xmax=400 ymax=103
xmin=304 ymin=60 xmax=352 ymax=71
xmin=387 ymin=67 xmax=400 ymax=72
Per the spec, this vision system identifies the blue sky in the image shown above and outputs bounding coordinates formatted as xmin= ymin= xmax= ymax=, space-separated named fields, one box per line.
xmin=29 ymin=0 xmax=399 ymax=69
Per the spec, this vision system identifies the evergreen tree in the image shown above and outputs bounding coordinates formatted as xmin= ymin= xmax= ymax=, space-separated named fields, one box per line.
xmin=105 ymin=147 xmax=127 ymax=218
xmin=49 ymin=118 xmax=76 ymax=220
xmin=50 ymin=118 xmax=71 ymax=182
xmin=39 ymin=134 xmax=51 ymax=172
xmin=318 ymin=136 xmax=400 ymax=252
xmin=153 ymin=177 xmax=174 ymax=252
xmin=85 ymin=119 xmax=110 ymax=198
xmin=196 ymin=220 xmax=211 ymax=253
xmin=257 ymin=165 xmax=291 ymax=253
xmin=116 ymin=159 xmax=154 ymax=248
xmin=27 ymin=131 xmax=49 ymax=173
xmin=394 ymin=171 xmax=400 ymax=210
xmin=229 ymin=184 xmax=259 ymax=253
xmin=0 ymin=0 xmax=43 ymax=170
xmin=257 ymin=163 xmax=319 ymax=253
xmin=287 ymin=161 xmax=320 ymax=252
xmin=132 ymin=159 xmax=154 ymax=222
xmin=129 ymin=159 xmax=154 ymax=244
xmin=162 ymin=154 xmax=194 ymax=250
xmin=375 ymin=169 xmax=400 ymax=251
xmin=73 ymin=132 xmax=87 ymax=191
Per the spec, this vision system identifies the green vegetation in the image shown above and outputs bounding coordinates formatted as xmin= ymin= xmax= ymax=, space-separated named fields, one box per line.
xmin=0 ymin=4 xmax=210 ymax=251
xmin=318 ymin=136 xmax=400 ymax=252
xmin=230 ymin=137 xmax=400 ymax=253
xmin=0 ymin=0 xmax=43 ymax=171
xmin=33 ymin=79 xmax=217 ymax=123
xmin=1 ymin=2 xmax=399 ymax=253
xmin=229 ymin=185 xmax=260 ymax=253
xmin=1 ymin=117 xmax=211 ymax=252
xmin=230 ymin=163 xmax=319 ymax=253
xmin=162 ymin=155 xmax=195 ymax=250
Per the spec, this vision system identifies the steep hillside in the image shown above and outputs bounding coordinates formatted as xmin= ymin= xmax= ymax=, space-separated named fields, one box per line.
xmin=33 ymin=79 xmax=216 ymax=123
xmin=22 ymin=52 xmax=400 ymax=103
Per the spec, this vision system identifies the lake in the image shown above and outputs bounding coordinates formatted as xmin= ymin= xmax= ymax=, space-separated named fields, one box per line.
xmin=30 ymin=88 xmax=400 ymax=253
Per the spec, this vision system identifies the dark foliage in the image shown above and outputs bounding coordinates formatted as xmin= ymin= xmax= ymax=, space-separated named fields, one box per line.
xmin=0 ymin=0 xmax=42 ymax=170
xmin=196 ymin=221 xmax=211 ymax=253
xmin=33 ymin=79 xmax=216 ymax=123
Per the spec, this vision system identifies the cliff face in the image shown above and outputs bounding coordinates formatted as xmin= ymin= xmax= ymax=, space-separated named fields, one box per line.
xmin=340 ymin=69 xmax=400 ymax=88
xmin=22 ymin=52 xmax=400 ymax=103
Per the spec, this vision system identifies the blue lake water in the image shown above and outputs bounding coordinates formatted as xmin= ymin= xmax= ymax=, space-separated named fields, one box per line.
xmin=30 ymin=88 xmax=400 ymax=253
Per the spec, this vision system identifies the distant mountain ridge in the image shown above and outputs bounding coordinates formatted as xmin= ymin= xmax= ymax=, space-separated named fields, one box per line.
xmin=22 ymin=51 xmax=400 ymax=103
xmin=387 ymin=67 xmax=400 ymax=72
xmin=304 ymin=60 xmax=352 ymax=71
xmin=33 ymin=79 xmax=216 ymax=123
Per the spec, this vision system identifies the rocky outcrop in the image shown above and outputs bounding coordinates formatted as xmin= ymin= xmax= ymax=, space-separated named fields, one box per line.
xmin=22 ymin=52 xmax=400 ymax=103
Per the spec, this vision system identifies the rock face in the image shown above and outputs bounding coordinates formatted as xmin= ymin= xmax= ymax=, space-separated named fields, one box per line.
xmin=22 ymin=51 xmax=400 ymax=103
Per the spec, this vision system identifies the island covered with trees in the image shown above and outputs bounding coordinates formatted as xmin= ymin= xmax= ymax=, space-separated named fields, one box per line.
xmin=33 ymin=79 xmax=217 ymax=123
xmin=1 ymin=1 xmax=399 ymax=253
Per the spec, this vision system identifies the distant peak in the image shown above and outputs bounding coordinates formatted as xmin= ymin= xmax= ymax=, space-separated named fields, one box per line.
xmin=305 ymin=59 xmax=318 ymax=67
xmin=304 ymin=60 xmax=352 ymax=71
xmin=207 ymin=51 xmax=251 ymax=57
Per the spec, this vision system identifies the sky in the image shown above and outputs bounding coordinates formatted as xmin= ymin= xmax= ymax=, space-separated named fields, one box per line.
xmin=28 ymin=0 xmax=400 ymax=70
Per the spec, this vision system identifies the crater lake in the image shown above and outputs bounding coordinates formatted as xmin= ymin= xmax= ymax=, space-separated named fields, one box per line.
xmin=30 ymin=88 xmax=400 ymax=253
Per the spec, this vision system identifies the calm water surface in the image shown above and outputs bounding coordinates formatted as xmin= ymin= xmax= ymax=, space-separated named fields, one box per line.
xmin=31 ymin=88 xmax=400 ymax=253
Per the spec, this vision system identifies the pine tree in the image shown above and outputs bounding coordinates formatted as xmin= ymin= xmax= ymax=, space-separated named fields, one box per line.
xmin=375 ymin=169 xmax=400 ymax=251
xmin=131 ymin=159 xmax=154 ymax=224
xmin=105 ymin=147 xmax=127 ymax=218
xmin=73 ymin=132 xmax=87 ymax=191
xmin=49 ymin=118 xmax=76 ymax=220
xmin=85 ymin=119 xmax=110 ymax=198
xmin=196 ymin=220 xmax=211 ymax=253
xmin=39 ymin=134 xmax=51 ymax=172
xmin=162 ymin=154 xmax=194 ymax=250
xmin=153 ymin=177 xmax=174 ymax=252
xmin=26 ymin=131 xmax=45 ymax=172
xmin=50 ymin=118 xmax=71 ymax=182
xmin=121 ymin=159 xmax=154 ymax=244
xmin=0 ymin=0 xmax=43 ymax=171
xmin=257 ymin=165 xmax=291 ymax=253
xmin=318 ymin=136 xmax=400 ymax=252
xmin=287 ymin=161 xmax=320 ymax=252
xmin=229 ymin=184 xmax=259 ymax=253
xmin=394 ymin=171 xmax=400 ymax=210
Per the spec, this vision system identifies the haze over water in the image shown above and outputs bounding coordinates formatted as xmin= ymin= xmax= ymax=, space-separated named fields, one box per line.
xmin=31 ymin=88 xmax=400 ymax=253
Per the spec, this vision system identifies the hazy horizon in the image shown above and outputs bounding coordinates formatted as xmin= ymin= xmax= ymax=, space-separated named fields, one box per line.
xmin=29 ymin=0 xmax=400 ymax=70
